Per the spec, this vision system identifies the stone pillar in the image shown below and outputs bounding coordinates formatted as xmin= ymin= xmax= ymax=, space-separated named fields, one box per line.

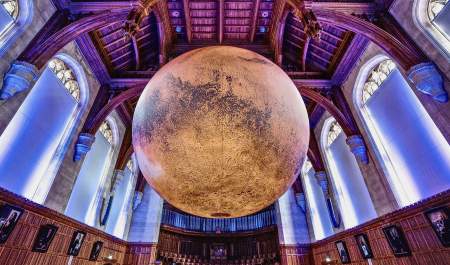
xmin=408 ymin=62 xmax=448 ymax=103
xmin=346 ymin=134 xmax=369 ymax=164
xmin=314 ymin=171 xmax=329 ymax=196
xmin=0 ymin=61 xmax=39 ymax=100
xmin=128 ymin=184 xmax=163 ymax=243
xmin=276 ymin=188 xmax=310 ymax=245
xmin=73 ymin=133 xmax=95 ymax=161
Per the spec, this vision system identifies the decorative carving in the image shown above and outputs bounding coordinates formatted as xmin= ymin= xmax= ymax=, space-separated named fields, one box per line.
xmin=73 ymin=133 xmax=95 ymax=161
xmin=407 ymin=62 xmax=448 ymax=103
xmin=292 ymin=8 xmax=321 ymax=40
xmin=0 ymin=60 xmax=39 ymax=100
xmin=346 ymin=135 xmax=369 ymax=164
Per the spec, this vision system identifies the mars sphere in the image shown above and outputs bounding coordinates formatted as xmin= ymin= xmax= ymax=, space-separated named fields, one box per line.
xmin=132 ymin=46 xmax=309 ymax=218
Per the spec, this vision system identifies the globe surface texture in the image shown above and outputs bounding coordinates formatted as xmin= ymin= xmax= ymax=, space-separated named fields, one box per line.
xmin=132 ymin=46 xmax=309 ymax=218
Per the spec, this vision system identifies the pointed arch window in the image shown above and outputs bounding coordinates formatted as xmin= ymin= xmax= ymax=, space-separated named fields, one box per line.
xmin=321 ymin=117 xmax=376 ymax=229
xmin=0 ymin=0 xmax=33 ymax=55
xmin=429 ymin=0 xmax=448 ymax=20
xmin=48 ymin=58 xmax=81 ymax=101
xmin=0 ymin=54 xmax=89 ymax=203
xmin=1 ymin=0 xmax=18 ymax=19
xmin=66 ymin=117 xmax=119 ymax=226
xmin=361 ymin=60 xmax=396 ymax=104
xmin=354 ymin=55 xmax=450 ymax=207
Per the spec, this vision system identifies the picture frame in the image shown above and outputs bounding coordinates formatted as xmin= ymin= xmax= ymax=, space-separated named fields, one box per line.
xmin=0 ymin=204 xmax=24 ymax=244
xmin=32 ymin=224 xmax=58 ymax=253
xmin=425 ymin=206 xmax=450 ymax=247
xmin=67 ymin=230 xmax=86 ymax=256
xmin=355 ymin=233 xmax=373 ymax=259
xmin=335 ymin=240 xmax=350 ymax=264
xmin=382 ymin=225 xmax=411 ymax=257
xmin=89 ymin=241 xmax=103 ymax=261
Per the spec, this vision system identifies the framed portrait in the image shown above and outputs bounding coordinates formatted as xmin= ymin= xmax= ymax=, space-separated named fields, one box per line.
xmin=382 ymin=225 xmax=411 ymax=257
xmin=89 ymin=241 xmax=103 ymax=261
xmin=355 ymin=233 xmax=373 ymax=259
xmin=335 ymin=240 xmax=350 ymax=264
xmin=425 ymin=206 xmax=450 ymax=247
xmin=67 ymin=230 xmax=86 ymax=256
xmin=0 ymin=204 xmax=24 ymax=244
xmin=32 ymin=224 xmax=58 ymax=253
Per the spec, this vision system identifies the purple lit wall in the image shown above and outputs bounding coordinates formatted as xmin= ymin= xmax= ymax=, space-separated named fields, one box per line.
xmin=0 ymin=67 xmax=76 ymax=203
xmin=365 ymin=69 xmax=450 ymax=206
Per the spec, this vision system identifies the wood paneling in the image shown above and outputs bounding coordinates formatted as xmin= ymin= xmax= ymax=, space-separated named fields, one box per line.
xmin=0 ymin=187 xmax=127 ymax=265
xmin=311 ymin=190 xmax=450 ymax=265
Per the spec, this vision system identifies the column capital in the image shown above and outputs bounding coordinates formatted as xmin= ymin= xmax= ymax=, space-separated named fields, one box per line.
xmin=73 ymin=133 xmax=95 ymax=161
xmin=407 ymin=62 xmax=448 ymax=103
xmin=0 ymin=61 xmax=39 ymax=100
xmin=314 ymin=171 xmax=329 ymax=196
xmin=346 ymin=134 xmax=369 ymax=164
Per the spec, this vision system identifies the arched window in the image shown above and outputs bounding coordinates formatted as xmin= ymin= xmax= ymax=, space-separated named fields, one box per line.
xmin=300 ymin=159 xmax=333 ymax=240
xmin=414 ymin=0 xmax=450 ymax=57
xmin=0 ymin=0 xmax=33 ymax=54
xmin=65 ymin=118 xmax=118 ymax=226
xmin=321 ymin=117 xmax=377 ymax=229
xmin=0 ymin=54 xmax=89 ymax=204
xmin=354 ymin=55 xmax=450 ymax=207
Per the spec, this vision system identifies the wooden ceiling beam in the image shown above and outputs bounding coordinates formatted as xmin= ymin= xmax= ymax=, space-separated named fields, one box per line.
xmin=68 ymin=1 xmax=141 ymax=14
xmin=249 ymin=0 xmax=261 ymax=42
xmin=183 ymin=0 xmax=193 ymax=43
xmin=218 ymin=0 xmax=225 ymax=43
xmin=301 ymin=36 xmax=310 ymax=72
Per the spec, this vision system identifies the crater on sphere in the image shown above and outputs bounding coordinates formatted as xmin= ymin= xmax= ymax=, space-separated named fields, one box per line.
xmin=132 ymin=46 xmax=310 ymax=218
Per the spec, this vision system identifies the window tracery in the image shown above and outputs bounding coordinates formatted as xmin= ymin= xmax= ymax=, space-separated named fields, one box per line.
xmin=99 ymin=121 xmax=113 ymax=145
xmin=1 ymin=0 xmax=18 ymax=19
xmin=428 ymin=0 xmax=448 ymax=20
xmin=361 ymin=60 xmax=396 ymax=104
xmin=48 ymin=58 xmax=80 ymax=101
xmin=126 ymin=159 xmax=134 ymax=171
xmin=327 ymin=121 xmax=342 ymax=146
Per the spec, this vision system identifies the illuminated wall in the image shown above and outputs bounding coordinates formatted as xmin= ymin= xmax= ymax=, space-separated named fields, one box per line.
xmin=322 ymin=118 xmax=377 ymax=229
xmin=0 ymin=67 xmax=77 ymax=203
xmin=301 ymin=167 xmax=334 ymax=240
xmin=65 ymin=129 xmax=112 ymax=224
xmin=361 ymin=68 xmax=450 ymax=206
xmin=276 ymin=187 xmax=310 ymax=244
xmin=128 ymin=184 xmax=164 ymax=243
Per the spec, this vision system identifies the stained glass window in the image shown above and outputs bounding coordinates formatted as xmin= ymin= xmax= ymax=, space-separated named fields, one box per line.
xmin=361 ymin=59 xmax=396 ymax=104
xmin=99 ymin=121 xmax=113 ymax=145
xmin=428 ymin=0 xmax=448 ymax=20
xmin=327 ymin=121 xmax=342 ymax=146
xmin=1 ymin=0 xmax=18 ymax=19
xmin=48 ymin=58 xmax=80 ymax=101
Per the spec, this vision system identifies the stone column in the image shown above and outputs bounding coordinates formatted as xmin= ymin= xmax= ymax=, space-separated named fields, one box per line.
xmin=128 ymin=184 xmax=164 ymax=243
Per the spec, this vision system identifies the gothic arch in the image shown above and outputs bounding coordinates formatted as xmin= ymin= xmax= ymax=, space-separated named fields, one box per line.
xmin=413 ymin=0 xmax=450 ymax=58
xmin=0 ymin=0 xmax=33 ymax=55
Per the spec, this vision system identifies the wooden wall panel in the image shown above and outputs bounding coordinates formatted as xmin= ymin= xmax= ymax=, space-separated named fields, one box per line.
xmin=311 ymin=190 xmax=450 ymax=265
xmin=0 ymin=188 xmax=127 ymax=265
xmin=124 ymin=243 xmax=158 ymax=265
xmin=279 ymin=244 xmax=312 ymax=265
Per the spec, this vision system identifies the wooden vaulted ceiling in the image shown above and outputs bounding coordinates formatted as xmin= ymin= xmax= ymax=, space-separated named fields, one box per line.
xmin=71 ymin=0 xmax=379 ymax=127
xmin=87 ymin=0 xmax=359 ymax=80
